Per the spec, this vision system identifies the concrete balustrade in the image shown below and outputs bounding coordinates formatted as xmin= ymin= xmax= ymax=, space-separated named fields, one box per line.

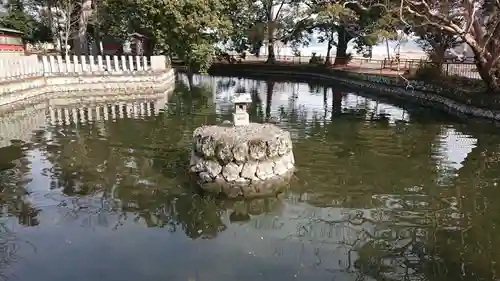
xmin=0 ymin=55 xmax=42 ymax=80
xmin=0 ymin=55 xmax=174 ymax=107
xmin=0 ymin=55 xmax=162 ymax=80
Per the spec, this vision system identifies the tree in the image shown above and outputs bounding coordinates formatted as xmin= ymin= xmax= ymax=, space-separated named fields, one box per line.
xmin=135 ymin=0 xmax=233 ymax=73
xmin=293 ymin=0 xmax=395 ymax=65
xmin=315 ymin=2 xmax=359 ymax=65
xmin=231 ymin=0 xmax=305 ymax=63
xmin=30 ymin=0 xmax=59 ymax=44
xmin=414 ymin=25 xmax=462 ymax=65
xmin=55 ymin=0 xmax=80 ymax=56
xmin=399 ymin=0 xmax=500 ymax=93
xmin=223 ymin=0 xmax=265 ymax=55
xmin=0 ymin=0 xmax=36 ymax=38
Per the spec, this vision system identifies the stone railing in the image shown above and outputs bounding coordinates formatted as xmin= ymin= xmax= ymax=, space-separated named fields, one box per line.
xmin=0 ymin=55 xmax=174 ymax=107
xmin=0 ymin=55 xmax=168 ymax=80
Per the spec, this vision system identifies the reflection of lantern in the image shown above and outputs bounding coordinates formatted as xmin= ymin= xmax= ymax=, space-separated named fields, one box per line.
xmin=0 ymin=26 xmax=24 ymax=55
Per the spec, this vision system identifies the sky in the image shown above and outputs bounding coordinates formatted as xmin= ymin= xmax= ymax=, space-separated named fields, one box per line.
xmin=260 ymin=34 xmax=427 ymax=58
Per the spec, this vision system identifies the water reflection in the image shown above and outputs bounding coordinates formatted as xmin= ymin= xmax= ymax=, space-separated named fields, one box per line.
xmin=0 ymin=73 xmax=497 ymax=281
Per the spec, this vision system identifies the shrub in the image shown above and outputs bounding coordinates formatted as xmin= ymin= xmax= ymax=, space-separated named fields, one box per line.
xmin=345 ymin=53 xmax=353 ymax=64
xmin=309 ymin=53 xmax=325 ymax=65
xmin=412 ymin=62 xmax=443 ymax=81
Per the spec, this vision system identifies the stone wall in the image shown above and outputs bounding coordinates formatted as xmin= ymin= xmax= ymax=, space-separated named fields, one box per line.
xmin=0 ymin=55 xmax=174 ymax=107
xmin=208 ymin=63 xmax=500 ymax=121
xmin=190 ymin=123 xmax=295 ymax=198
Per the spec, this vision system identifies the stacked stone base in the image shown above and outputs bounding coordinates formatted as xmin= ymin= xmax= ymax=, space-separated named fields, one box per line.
xmin=190 ymin=123 xmax=295 ymax=198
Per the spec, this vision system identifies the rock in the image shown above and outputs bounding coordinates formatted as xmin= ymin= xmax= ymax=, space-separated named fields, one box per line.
xmin=191 ymin=122 xmax=295 ymax=198
xmin=223 ymin=185 xmax=242 ymax=198
xmin=266 ymin=137 xmax=279 ymax=158
xmin=284 ymin=152 xmax=295 ymax=169
xmin=256 ymin=161 xmax=275 ymax=180
xmin=241 ymin=185 xmax=257 ymax=197
xmin=277 ymin=136 xmax=289 ymax=156
xmin=268 ymin=116 xmax=279 ymax=124
xmin=286 ymin=134 xmax=293 ymax=151
xmin=216 ymin=142 xmax=233 ymax=164
xmin=201 ymin=135 xmax=216 ymax=158
xmin=202 ymin=182 xmax=222 ymax=193
xmin=241 ymin=161 xmax=258 ymax=179
xmin=214 ymin=175 xmax=226 ymax=185
xmin=232 ymin=142 xmax=248 ymax=163
xmin=198 ymin=172 xmax=212 ymax=183
xmin=189 ymin=153 xmax=203 ymax=171
xmin=221 ymin=120 xmax=233 ymax=127
xmin=289 ymin=151 xmax=295 ymax=165
xmin=229 ymin=211 xmax=250 ymax=223
xmin=205 ymin=160 xmax=222 ymax=178
xmin=234 ymin=177 xmax=250 ymax=186
xmin=222 ymin=162 xmax=242 ymax=182
xmin=273 ymin=157 xmax=288 ymax=175
xmin=193 ymin=134 xmax=203 ymax=154
xmin=249 ymin=139 xmax=267 ymax=160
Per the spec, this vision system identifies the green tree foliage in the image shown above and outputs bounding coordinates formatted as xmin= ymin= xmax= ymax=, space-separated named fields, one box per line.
xmin=14 ymin=0 xmax=500 ymax=93
xmin=414 ymin=25 xmax=462 ymax=65
xmin=399 ymin=0 xmax=500 ymax=92
xmin=99 ymin=0 xmax=232 ymax=73
xmin=224 ymin=0 xmax=265 ymax=55
xmin=0 ymin=0 xmax=51 ymax=42
xmin=225 ymin=0 xmax=306 ymax=62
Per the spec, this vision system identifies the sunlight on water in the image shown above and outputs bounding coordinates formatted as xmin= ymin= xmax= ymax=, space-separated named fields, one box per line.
xmin=0 ymin=73 xmax=498 ymax=281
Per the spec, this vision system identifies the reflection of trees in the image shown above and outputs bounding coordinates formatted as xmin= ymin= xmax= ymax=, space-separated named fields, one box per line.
xmin=0 ymin=143 xmax=38 ymax=279
xmin=437 ymin=132 xmax=500 ymax=281
xmin=0 ymin=143 xmax=40 ymax=227
xmin=175 ymin=73 xmax=500 ymax=281
xmin=37 ymin=79 xmax=228 ymax=239
xmin=0 ymin=221 xmax=28 ymax=279
xmin=265 ymin=80 xmax=274 ymax=121
xmin=288 ymin=126 xmax=500 ymax=281
xmin=36 ymin=77 xmax=288 ymax=240
xmin=24 ymin=71 xmax=500 ymax=280
xmin=215 ymin=78 xmax=236 ymax=93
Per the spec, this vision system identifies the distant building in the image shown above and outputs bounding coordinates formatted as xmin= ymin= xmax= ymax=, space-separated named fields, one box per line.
xmin=0 ymin=26 xmax=24 ymax=55
xmin=101 ymin=33 xmax=150 ymax=56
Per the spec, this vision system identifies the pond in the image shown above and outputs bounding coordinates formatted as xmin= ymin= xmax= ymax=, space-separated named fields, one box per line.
xmin=0 ymin=72 xmax=499 ymax=281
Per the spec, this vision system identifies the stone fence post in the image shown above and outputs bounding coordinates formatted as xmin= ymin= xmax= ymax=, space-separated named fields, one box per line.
xmin=150 ymin=56 xmax=167 ymax=71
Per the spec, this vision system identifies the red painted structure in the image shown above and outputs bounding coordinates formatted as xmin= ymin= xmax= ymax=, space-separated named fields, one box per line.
xmin=0 ymin=27 xmax=24 ymax=54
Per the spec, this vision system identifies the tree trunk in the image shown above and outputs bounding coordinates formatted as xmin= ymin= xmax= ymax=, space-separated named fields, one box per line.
xmin=93 ymin=25 xmax=102 ymax=55
xmin=75 ymin=0 xmax=92 ymax=55
xmin=266 ymin=39 xmax=275 ymax=64
xmin=334 ymin=26 xmax=352 ymax=65
xmin=47 ymin=0 xmax=58 ymax=45
xmin=468 ymin=44 xmax=500 ymax=93
xmin=385 ymin=38 xmax=391 ymax=60
xmin=476 ymin=63 xmax=500 ymax=93
xmin=325 ymin=37 xmax=333 ymax=66
xmin=430 ymin=45 xmax=446 ymax=67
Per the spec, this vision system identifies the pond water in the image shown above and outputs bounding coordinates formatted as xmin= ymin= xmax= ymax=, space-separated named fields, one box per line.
xmin=0 ymin=72 xmax=499 ymax=281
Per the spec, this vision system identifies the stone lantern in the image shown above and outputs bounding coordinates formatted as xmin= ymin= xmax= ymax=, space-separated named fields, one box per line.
xmin=189 ymin=91 xmax=296 ymax=198
xmin=232 ymin=93 xmax=252 ymax=126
